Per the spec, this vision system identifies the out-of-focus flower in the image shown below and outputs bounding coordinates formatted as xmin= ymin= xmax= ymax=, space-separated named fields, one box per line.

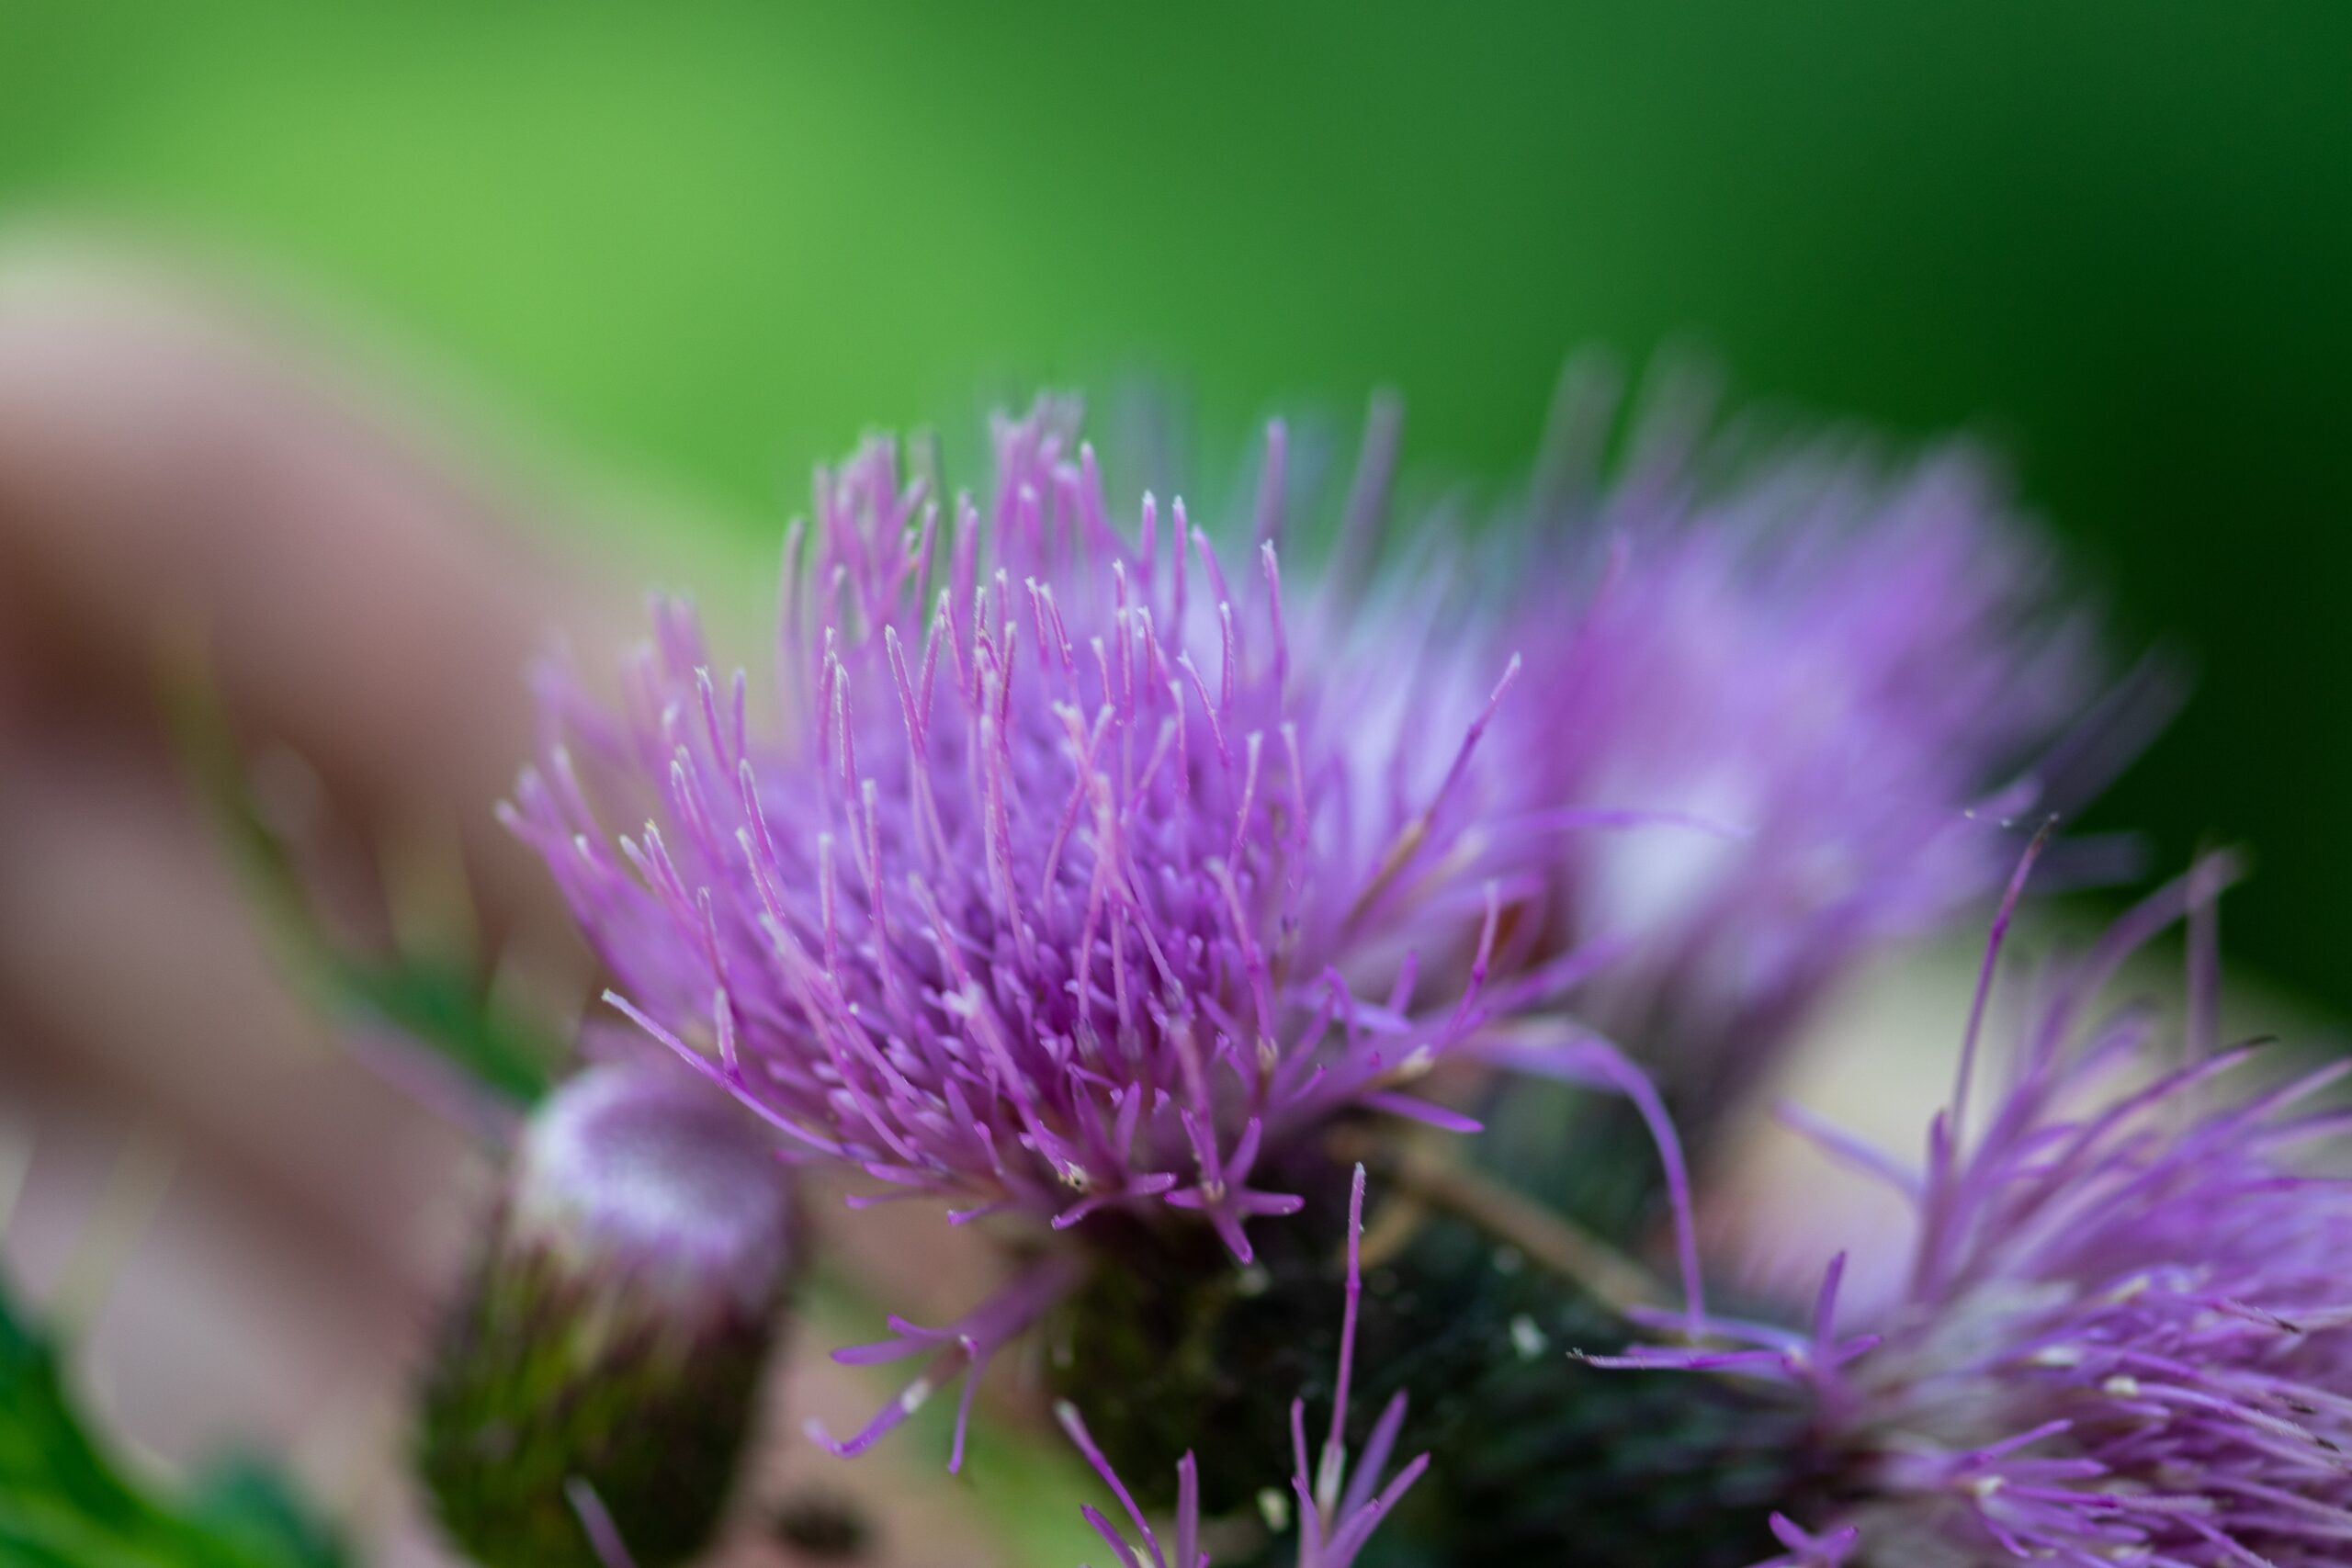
xmin=1448 ymin=369 xmax=2112 ymax=1137
xmin=1602 ymin=852 xmax=2352 ymax=1566
xmin=416 ymin=1063 xmax=797 ymax=1568
xmin=1059 ymin=1164 xmax=1429 ymax=1568
xmin=508 ymin=400 xmax=1698 ymax=1463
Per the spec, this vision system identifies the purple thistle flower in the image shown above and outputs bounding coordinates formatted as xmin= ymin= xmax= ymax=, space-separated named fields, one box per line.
xmin=1452 ymin=368 xmax=2115 ymax=1129
xmin=505 ymin=400 xmax=1695 ymax=1463
xmin=511 ymin=400 xmax=1518 ymax=1238
xmin=1059 ymin=1164 xmax=1429 ymax=1568
xmin=1602 ymin=849 xmax=2352 ymax=1565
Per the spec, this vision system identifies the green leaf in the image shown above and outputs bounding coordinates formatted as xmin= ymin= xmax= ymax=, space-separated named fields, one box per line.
xmin=158 ymin=657 xmax=559 ymax=1112
xmin=326 ymin=953 xmax=555 ymax=1108
xmin=0 ymin=1274 xmax=345 ymax=1568
xmin=184 ymin=1463 xmax=345 ymax=1568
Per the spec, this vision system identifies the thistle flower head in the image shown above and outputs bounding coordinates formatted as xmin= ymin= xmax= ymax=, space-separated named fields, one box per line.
xmin=1470 ymin=373 xmax=2108 ymax=1125
xmin=1608 ymin=852 xmax=2352 ymax=1565
xmin=1060 ymin=1163 xmax=1429 ymax=1568
xmin=508 ymin=400 xmax=1537 ymax=1261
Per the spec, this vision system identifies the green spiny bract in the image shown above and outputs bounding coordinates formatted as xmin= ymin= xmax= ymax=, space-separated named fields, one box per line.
xmin=1051 ymin=1143 xmax=1826 ymax=1567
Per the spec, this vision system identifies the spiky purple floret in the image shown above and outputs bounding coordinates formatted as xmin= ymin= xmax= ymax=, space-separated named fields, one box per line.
xmin=1451 ymin=370 xmax=2111 ymax=1121
xmin=1605 ymin=852 xmax=2352 ymax=1565
xmin=1061 ymin=1164 xmax=1428 ymax=1568
xmin=506 ymin=400 xmax=1569 ymax=1256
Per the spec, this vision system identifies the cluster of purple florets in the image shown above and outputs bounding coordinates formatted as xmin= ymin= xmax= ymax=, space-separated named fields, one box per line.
xmin=507 ymin=381 xmax=2352 ymax=1566
xmin=1603 ymin=851 xmax=2352 ymax=1565
xmin=511 ymin=405 xmax=1533 ymax=1266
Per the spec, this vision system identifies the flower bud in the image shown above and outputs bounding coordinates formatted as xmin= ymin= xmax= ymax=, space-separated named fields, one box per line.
xmin=417 ymin=1064 xmax=796 ymax=1567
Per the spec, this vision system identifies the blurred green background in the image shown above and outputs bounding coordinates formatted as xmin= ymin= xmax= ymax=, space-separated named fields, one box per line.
xmin=5 ymin=3 xmax=2348 ymax=1010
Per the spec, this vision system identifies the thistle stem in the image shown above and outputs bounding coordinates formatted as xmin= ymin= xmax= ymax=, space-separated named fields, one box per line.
xmin=1325 ymin=1126 xmax=1669 ymax=1318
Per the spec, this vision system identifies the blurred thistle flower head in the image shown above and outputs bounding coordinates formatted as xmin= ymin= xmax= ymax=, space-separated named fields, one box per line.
xmin=1605 ymin=851 xmax=2352 ymax=1565
xmin=1058 ymin=1163 xmax=1429 ymax=1568
xmin=1455 ymin=367 xmax=2118 ymax=1128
